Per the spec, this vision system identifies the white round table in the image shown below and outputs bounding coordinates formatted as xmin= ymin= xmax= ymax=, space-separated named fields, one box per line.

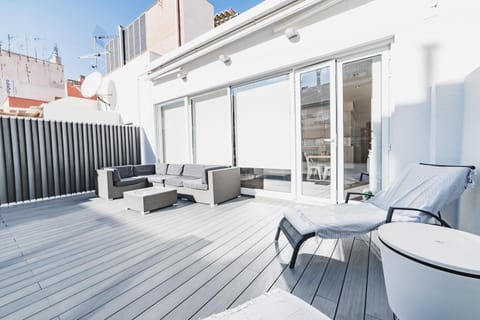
xmin=378 ymin=222 xmax=480 ymax=320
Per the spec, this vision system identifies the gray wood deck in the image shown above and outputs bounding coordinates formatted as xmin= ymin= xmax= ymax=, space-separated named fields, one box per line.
xmin=0 ymin=194 xmax=393 ymax=320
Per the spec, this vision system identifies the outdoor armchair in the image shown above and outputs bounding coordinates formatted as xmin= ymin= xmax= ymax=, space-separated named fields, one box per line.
xmin=275 ymin=163 xmax=475 ymax=268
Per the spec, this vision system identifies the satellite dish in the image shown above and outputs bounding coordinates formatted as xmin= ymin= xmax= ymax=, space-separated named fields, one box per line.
xmin=81 ymin=71 xmax=103 ymax=98
xmin=107 ymin=80 xmax=118 ymax=110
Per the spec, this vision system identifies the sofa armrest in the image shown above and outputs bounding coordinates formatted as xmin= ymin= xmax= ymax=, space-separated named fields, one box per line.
xmin=208 ymin=167 xmax=240 ymax=204
xmin=97 ymin=169 xmax=115 ymax=200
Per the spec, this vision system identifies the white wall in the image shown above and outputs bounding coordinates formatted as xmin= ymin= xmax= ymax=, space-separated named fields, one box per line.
xmin=102 ymin=51 xmax=159 ymax=125
xmin=43 ymin=97 xmax=123 ymax=125
xmin=181 ymin=0 xmax=214 ymax=44
xmin=117 ymin=0 xmax=480 ymax=231
xmin=103 ymin=51 xmax=158 ymax=163
xmin=459 ymin=67 xmax=480 ymax=234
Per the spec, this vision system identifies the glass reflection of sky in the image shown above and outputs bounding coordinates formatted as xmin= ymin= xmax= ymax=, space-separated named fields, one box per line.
xmin=301 ymin=68 xmax=330 ymax=88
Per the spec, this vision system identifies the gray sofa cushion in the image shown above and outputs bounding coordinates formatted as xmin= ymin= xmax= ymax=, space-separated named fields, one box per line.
xmin=146 ymin=174 xmax=170 ymax=184
xmin=165 ymin=176 xmax=197 ymax=187
xmin=183 ymin=164 xmax=205 ymax=179
xmin=133 ymin=164 xmax=155 ymax=176
xmin=115 ymin=176 xmax=147 ymax=187
xmin=183 ymin=179 xmax=209 ymax=191
xmin=167 ymin=164 xmax=184 ymax=176
xmin=112 ymin=165 xmax=134 ymax=178
xmin=156 ymin=163 xmax=168 ymax=175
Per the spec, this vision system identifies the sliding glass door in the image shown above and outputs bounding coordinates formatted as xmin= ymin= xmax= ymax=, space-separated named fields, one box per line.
xmin=295 ymin=61 xmax=337 ymax=202
xmin=295 ymin=55 xmax=383 ymax=203
xmin=338 ymin=55 xmax=383 ymax=199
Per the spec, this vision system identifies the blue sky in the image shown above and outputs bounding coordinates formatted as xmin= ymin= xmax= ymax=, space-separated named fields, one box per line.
xmin=0 ymin=0 xmax=263 ymax=79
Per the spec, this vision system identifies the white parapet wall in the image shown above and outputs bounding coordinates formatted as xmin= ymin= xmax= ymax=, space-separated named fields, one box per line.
xmin=43 ymin=97 xmax=123 ymax=125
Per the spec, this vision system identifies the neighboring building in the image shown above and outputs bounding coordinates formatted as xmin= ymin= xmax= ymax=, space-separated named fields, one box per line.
xmin=103 ymin=0 xmax=480 ymax=235
xmin=2 ymin=96 xmax=46 ymax=109
xmin=65 ymin=76 xmax=96 ymax=100
xmin=214 ymin=9 xmax=238 ymax=27
xmin=101 ymin=0 xmax=214 ymax=127
xmin=0 ymin=49 xmax=65 ymax=111
xmin=105 ymin=0 xmax=214 ymax=74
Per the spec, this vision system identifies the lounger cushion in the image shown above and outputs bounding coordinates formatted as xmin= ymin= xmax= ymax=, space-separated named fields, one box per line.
xmin=369 ymin=164 xmax=471 ymax=214
xmin=155 ymin=163 xmax=168 ymax=175
xmin=183 ymin=179 xmax=209 ymax=191
xmin=164 ymin=176 xmax=197 ymax=187
xmin=283 ymin=203 xmax=387 ymax=238
xmin=201 ymin=289 xmax=330 ymax=320
xmin=167 ymin=164 xmax=184 ymax=176
xmin=133 ymin=164 xmax=155 ymax=176
xmin=115 ymin=176 xmax=147 ymax=187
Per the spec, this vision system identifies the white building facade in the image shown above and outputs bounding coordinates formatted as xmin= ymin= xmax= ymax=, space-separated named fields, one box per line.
xmin=0 ymin=50 xmax=65 ymax=108
xmin=110 ymin=0 xmax=480 ymax=235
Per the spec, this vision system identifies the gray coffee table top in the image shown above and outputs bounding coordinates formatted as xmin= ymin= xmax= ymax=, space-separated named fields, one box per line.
xmin=125 ymin=187 xmax=176 ymax=197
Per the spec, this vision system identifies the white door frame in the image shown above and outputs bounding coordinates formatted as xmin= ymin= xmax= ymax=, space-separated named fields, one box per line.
xmin=294 ymin=60 xmax=337 ymax=204
xmin=336 ymin=50 xmax=391 ymax=200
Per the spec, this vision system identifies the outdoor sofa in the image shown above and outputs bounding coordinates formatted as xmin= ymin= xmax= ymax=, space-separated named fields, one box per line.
xmin=97 ymin=163 xmax=240 ymax=205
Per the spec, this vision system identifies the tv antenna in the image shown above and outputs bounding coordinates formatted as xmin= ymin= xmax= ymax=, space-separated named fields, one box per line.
xmin=79 ymin=26 xmax=115 ymax=70
xmin=33 ymin=37 xmax=46 ymax=61
xmin=7 ymin=34 xmax=15 ymax=56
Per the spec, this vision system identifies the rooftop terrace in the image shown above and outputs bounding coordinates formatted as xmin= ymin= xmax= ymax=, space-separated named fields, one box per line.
xmin=0 ymin=195 xmax=392 ymax=320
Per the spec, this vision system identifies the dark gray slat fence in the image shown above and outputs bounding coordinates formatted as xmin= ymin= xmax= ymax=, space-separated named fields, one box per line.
xmin=0 ymin=116 xmax=141 ymax=205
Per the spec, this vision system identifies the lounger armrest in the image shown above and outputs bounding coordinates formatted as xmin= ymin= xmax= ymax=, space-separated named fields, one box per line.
xmin=386 ymin=207 xmax=451 ymax=228
xmin=345 ymin=192 xmax=374 ymax=203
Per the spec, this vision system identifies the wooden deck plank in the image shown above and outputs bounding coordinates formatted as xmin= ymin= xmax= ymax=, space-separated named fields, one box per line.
xmin=291 ymin=238 xmax=337 ymax=303
xmin=54 ymin=202 xmax=283 ymax=320
xmin=105 ymin=207 xmax=281 ymax=320
xmin=4 ymin=201 xmax=271 ymax=319
xmin=191 ymin=239 xmax=290 ymax=320
xmin=312 ymin=238 xmax=354 ymax=318
xmin=158 ymin=222 xmax=284 ymax=320
xmin=0 ymin=195 xmax=393 ymax=320
xmin=335 ymin=237 xmax=371 ymax=320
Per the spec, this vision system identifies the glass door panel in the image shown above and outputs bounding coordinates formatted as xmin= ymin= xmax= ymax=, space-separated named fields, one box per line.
xmin=297 ymin=62 xmax=336 ymax=201
xmin=341 ymin=56 xmax=382 ymax=200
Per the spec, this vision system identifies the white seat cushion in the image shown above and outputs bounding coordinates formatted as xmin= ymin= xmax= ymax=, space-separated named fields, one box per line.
xmin=201 ymin=289 xmax=330 ymax=320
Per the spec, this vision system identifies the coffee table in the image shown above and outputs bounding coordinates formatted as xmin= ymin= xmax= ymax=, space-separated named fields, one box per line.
xmin=124 ymin=187 xmax=177 ymax=214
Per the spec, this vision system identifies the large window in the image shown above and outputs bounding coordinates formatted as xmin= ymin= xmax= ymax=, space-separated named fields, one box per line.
xmin=192 ymin=89 xmax=232 ymax=165
xmin=160 ymin=100 xmax=189 ymax=163
xmin=233 ymin=75 xmax=291 ymax=192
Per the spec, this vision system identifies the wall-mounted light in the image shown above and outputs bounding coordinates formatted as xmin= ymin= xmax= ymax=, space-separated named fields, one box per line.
xmin=177 ymin=70 xmax=187 ymax=81
xmin=284 ymin=27 xmax=300 ymax=42
xmin=219 ymin=54 xmax=231 ymax=65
